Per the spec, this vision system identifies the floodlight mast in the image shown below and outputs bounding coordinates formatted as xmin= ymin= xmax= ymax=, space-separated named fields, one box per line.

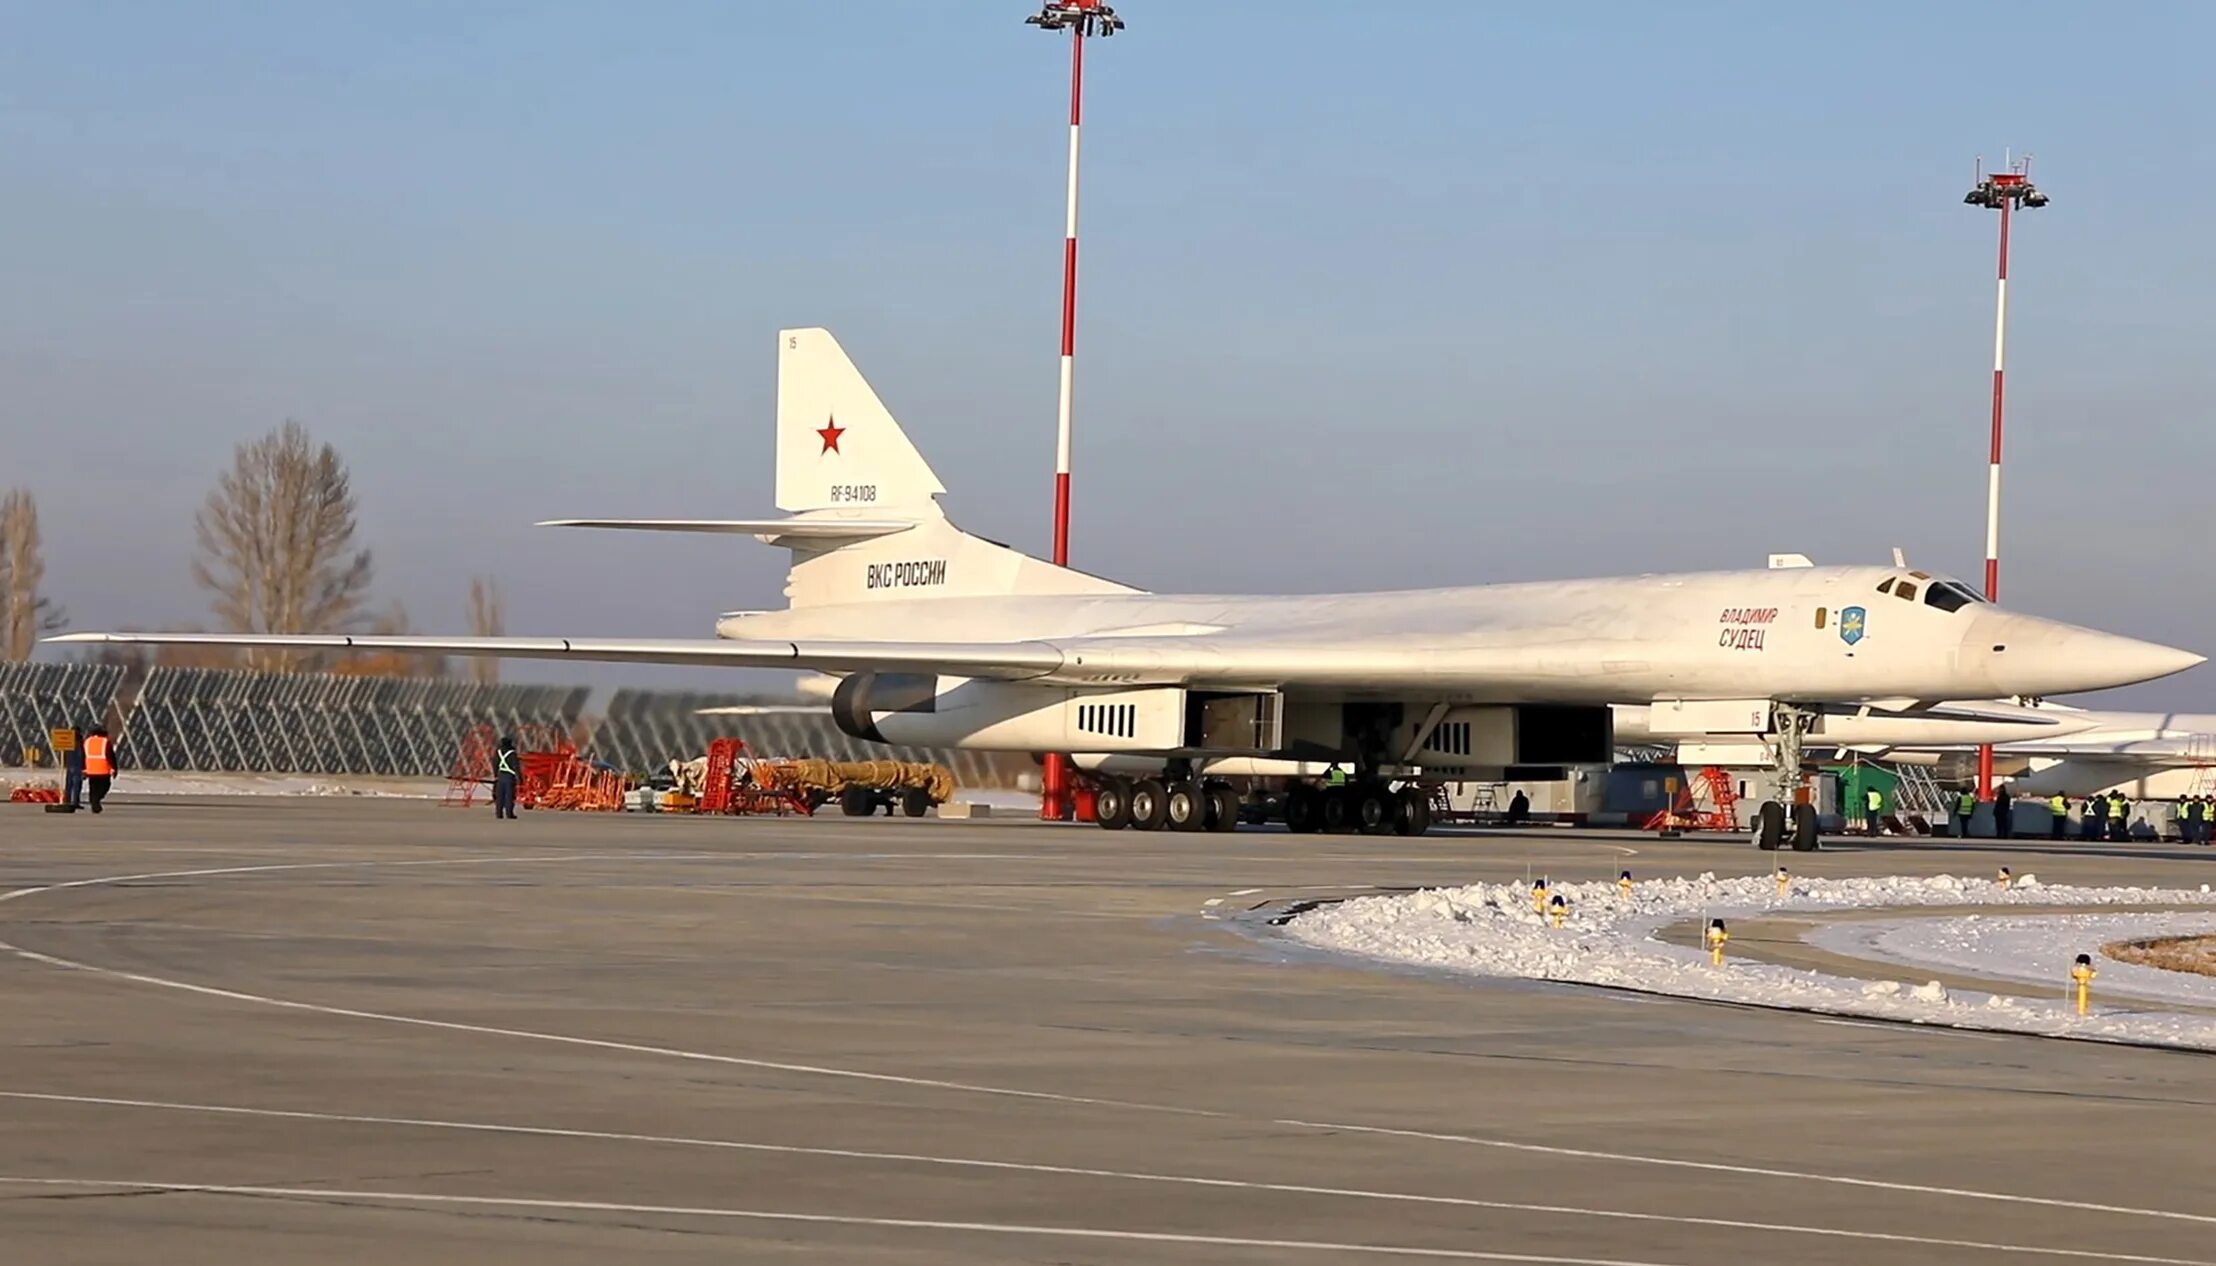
xmin=1962 ymin=155 xmax=2048 ymax=802
xmin=1026 ymin=2 xmax=1123 ymax=821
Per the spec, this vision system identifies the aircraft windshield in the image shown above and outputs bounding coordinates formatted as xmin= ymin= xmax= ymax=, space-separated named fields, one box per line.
xmin=1925 ymin=580 xmax=1983 ymax=613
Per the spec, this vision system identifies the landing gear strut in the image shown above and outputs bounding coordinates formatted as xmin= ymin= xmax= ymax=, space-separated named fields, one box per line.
xmin=1754 ymin=703 xmax=1820 ymax=852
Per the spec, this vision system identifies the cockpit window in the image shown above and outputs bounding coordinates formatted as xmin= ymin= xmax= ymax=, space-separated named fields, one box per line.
xmin=1894 ymin=581 xmax=1918 ymax=602
xmin=1875 ymin=578 xmax=1895 ymax=595
xmin=1925 ymin=581 xmax=1982 ymax=613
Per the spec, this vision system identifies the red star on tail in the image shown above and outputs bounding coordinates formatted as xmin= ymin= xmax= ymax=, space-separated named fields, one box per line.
xmin=817 ymin=416 xmax=845 ymax=454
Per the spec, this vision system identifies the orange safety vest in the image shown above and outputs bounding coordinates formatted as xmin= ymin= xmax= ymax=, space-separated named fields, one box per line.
xmin=83 ymin=735 xmax=113 ymax=777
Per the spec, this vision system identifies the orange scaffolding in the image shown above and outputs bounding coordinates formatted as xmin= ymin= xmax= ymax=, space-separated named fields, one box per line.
xmin=1646 ymin=766 xmax=1741 ymax=833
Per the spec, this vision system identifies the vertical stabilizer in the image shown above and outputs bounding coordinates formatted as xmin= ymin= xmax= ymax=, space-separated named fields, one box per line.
xmin=776 ymin=328 xmax=948 ymax=513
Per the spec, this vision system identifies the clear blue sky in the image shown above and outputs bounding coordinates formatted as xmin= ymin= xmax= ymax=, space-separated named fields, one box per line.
xmin=4 ymin=2 xmax=2211 ymax=705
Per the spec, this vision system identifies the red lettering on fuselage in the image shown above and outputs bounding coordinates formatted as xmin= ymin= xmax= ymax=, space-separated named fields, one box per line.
xmin=1718 ymin=607 xmax=1779 ymax=625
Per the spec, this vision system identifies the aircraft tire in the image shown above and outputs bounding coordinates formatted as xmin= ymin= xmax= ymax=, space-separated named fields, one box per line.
xmin=1393 ymin=787 xmax=1431 ymax=836
xmin=1094 ymin=777 xmax=1133 ymax=830
xmin=1789 ymin=803 xmax=1820 ymax=851
xmin=1204 ymin=783 xmax=1240 ymax=832
xmin=1166 ymin=781 xmax=1208 ymax=832
xmin=1355 ymin=785 xmax=1394 ymax=835
xmin=1320 ymin=788 xmax=1352 ymax=833
xmin=1754 ymin=800 xmax=1785 ymax=851
xmin=1285 ymin=786 xmax=1323 ymax=833
xmin=1130 ymin=778 xmax=1170 ymax=831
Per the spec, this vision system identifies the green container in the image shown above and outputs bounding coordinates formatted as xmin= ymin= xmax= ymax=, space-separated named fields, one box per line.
xmin=1830 ymin=764 xmax=1900 ymax=817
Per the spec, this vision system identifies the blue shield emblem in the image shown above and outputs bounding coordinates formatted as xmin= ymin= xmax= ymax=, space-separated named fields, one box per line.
xmin=1839 ymin=605 xmax=1867 ymax=646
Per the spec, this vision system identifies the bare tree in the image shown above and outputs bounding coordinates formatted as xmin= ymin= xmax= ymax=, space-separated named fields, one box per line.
xmin=1 ymin=488 xmax=67 ymax=661
xmin=192 ymin=421 xmax=374 ymax=671
xmin=466 ymin=576 xmax=505 ymax=685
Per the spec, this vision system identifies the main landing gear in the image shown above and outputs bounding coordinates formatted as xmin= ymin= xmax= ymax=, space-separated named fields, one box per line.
xmin=1093 ymin=774 xmax=1239 ymax=834
xmin=1752 ymin=704 xmax=1820 ymax=853
xmin=1093 ymin=774 xmax=1432 ymax=836
xmin=1283 ymin=780 xmax=1431 ymax=836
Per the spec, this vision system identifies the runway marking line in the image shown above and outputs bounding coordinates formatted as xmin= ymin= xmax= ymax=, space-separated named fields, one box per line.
xmin=0 ymin=1090 xmax=2205 ymax=1264
xmin=8 ymin=855 xmax=2216 ymax=1233
xmin=0 ymin=1176 xmax=2090 ymax=1266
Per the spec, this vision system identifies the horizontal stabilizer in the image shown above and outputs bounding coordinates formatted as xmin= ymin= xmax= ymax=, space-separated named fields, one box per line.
xmin=538 ymin=518 xmax=916 ymax=541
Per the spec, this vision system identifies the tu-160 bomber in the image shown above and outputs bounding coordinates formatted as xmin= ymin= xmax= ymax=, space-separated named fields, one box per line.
xmin=57 ymin=328 xmax=2203 ymax=847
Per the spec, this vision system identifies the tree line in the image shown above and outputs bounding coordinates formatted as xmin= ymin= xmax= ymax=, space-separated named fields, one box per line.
xmin=2 ymin=420 xmax=506 ymax=682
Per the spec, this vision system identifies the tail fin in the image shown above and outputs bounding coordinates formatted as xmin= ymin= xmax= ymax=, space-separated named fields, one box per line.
xmin=767 ymin=327 xmax=1139 ymax=610
xmin=777 ymin=328 xmax=947 ymax=513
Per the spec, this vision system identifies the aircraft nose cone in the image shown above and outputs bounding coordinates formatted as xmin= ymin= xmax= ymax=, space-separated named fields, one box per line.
xmin=1966 ymin=612 xmax=2204 ymax=695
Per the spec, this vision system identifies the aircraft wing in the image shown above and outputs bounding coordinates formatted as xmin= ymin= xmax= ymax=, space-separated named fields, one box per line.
xmin=2001 ymin=737 xmax=2209 ymax=764
xmin=49 ymin=632 xmax=1063 ymax=681
xmin=538 ymin=518 xmax=917 ymax=540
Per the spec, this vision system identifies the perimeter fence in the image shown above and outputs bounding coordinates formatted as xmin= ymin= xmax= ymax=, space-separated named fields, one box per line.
xmin=0 ymin=662 xmax=1027 ymax=787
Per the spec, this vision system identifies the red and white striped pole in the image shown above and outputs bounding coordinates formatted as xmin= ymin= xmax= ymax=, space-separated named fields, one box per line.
xmin=1028 ymin=2 xmax=1122 ymax=821
xmin=1964 ymin=160 xmax=2046 ymax=803
xmin=1984 ymin=190 xmax=2012 ymax=607
xmin=1052 ymin=17 xmax=1082 ymax=568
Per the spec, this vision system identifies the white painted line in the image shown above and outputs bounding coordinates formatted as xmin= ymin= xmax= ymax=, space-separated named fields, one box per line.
xmin=1271 ymin=1118 xmax=2216 ymax=1228
xmin=1203 ymin=898 xmax=1224 ymax=907
xmin=1229 ymin=888 xmax=1263 ymax=896
xmin=2 ymin=1091 xmax=2201 ymax=1263
xmin=0 ymin=860 xmax=1215 ymax=1120
xmin=12 ymin=857 xmax=2216 ymax=1231
xmin=0 ymin=1177 xmax=1686 ymax=1264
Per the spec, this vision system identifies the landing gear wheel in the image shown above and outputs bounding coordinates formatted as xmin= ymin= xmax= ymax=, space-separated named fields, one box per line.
xmin=901 ymin=787 xmax=932 ymax=818
xmin=1354 ymin=784 xmax=1394 ymax=835
xmin=1320 ymin=788 xmax=1352 ymax=833
xmin=1754 ymin=800 xmax=1785 ymax=851
xmin=1789 ymin=803 xmax=1820 ymax=851
xmin=1393 ymin=787 xmax=1431 ymax=836
xmin=839 ymin=788 xmax=872 ymax=817
xmin=1165 ymin=780 xmax=1207 ymax=832
xmin=1129 ymin=778 xmax=1169 ymax=832
xmin=1094 ymin=777 xmax=1132 ymax=831
xmin=1285 ymin=785 xmax=1323 ymax=834
xmin=1204 ymin=783 xmax=1240 ymax=833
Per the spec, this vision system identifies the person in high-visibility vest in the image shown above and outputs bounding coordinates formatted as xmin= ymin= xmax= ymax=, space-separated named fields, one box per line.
xmin=1954 ymin=788 xmax=1977 ymax=838
xmin=1862 ymin=786 xmax=1883 ymax=837
xmin=2106 ymin=792 xmax=2130 ymax=842
xmin=492 ymin=735 xmax=521 ymax=820
xmin=2184 ymin=795 xmax=2207 ymax=845
xmin=2047 ymin=792 xmax=2068 ymax=841
xmin=2082 ymin=795 xmax=2105 ymax=842
xmin=81 ymin=726 xmax=117 ymax=814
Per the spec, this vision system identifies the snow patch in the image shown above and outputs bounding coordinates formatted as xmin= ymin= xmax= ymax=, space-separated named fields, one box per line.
xmin=1284 ymin=873 xmax=2216 ymax=1048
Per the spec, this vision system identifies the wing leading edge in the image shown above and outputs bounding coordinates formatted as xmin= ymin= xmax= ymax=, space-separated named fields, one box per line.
xmin=48 ymin=632 xmax=1062 ymax=681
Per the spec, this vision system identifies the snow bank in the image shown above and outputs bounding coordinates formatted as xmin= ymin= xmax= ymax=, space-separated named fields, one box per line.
xmin=1810 ymin=911 xmax=2216 ymax=1011
xmin=1284 ymin=873 xmax=2216 ymax=1047
xmin=111 ymin=773 xmax=443 ymax=799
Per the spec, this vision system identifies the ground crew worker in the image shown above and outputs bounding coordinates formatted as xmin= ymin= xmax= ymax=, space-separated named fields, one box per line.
xmin=81 ymin=726 xmax=116 ymax=814
xmin=2107 ymin=791 xmax=2130 ymax=842
xmin=2048 ymin=792 xmax=2068 ymax=840
xmin=1955 ymin=787 xmax=1977 ymax=838
xmin=59 ymin=726 xmax=83 ymax=811
xmin=2082 ymin=795 xmax=2105 ymax=841
xmin=1323 ymin=764 xmax=1348 ymax=788
xmin=2185 ymin=795 xmax=2207 ymax=845
xmin=492 ymin=735 xmax=520 ymax=820
xmin=1994 ymin=784 xmax=2015 ymax=839
xmin=1506 ymin=787 xmax=1531 ymax=826
xmin=1863 ymin=786 xmax=1884 ymax=837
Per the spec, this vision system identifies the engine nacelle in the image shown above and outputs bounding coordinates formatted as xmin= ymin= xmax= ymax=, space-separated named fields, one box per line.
xmin=831 ymin=674 xmax=1188 ymax=752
